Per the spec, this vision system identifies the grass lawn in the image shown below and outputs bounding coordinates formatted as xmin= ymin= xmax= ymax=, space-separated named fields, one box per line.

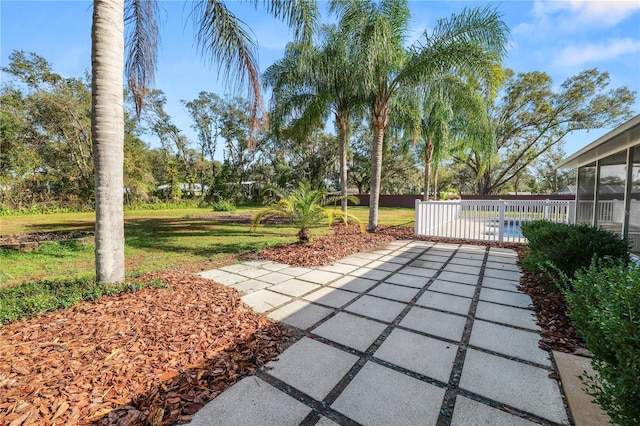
xmin=0 ymin=206 xmax=414 ymax=287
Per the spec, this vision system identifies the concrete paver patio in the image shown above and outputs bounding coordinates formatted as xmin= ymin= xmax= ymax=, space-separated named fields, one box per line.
xmin=190 ymin=240 xmax=570 ymax=425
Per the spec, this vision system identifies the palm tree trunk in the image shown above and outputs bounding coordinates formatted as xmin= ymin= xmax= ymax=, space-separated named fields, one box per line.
xmin=92 ymin=0 xmax=125 ymax=283
xmin=369 ymin=98 xmax=389 ymax=232
xmin=337 ymin=114 xmax=349 ymax=214
xmin=423 ymin=140 xmax=434 ymax=201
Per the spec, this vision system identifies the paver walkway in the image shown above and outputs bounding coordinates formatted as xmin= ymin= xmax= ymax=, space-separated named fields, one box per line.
xmin=190 ymin=240 xmax=570 ymax=425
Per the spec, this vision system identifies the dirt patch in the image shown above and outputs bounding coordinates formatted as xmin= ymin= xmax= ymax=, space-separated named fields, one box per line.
xmin=0 ymin=231 xmax=94 ymax=251
xmin=195 ymin=213 xmax=288 ymax=225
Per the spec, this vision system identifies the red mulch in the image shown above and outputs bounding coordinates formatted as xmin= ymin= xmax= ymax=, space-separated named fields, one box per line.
xmin=0 ymin=273 xmax=287 ymax=426
xmin=517 ymin=264 xmax=585 ymax=353
xmin=0 ymin=224 xmax=582 ymax=426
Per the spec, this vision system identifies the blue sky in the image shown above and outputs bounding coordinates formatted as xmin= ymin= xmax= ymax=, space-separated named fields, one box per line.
xmin=2 ymin=0 xmax=639 ymax=158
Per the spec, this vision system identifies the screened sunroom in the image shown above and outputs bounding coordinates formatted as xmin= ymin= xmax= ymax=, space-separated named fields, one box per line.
xmin=557 ymin=114 xmax=640 ymax=254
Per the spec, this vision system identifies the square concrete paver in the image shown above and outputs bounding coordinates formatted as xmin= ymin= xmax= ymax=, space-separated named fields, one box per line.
xmin=400 ymin=307 xmax=467 ymax=341
xmin=316 ymin=417 xmax=340 ymax=426
xmin=475 ymin=301 xmax=538 ymax=331
xmin=298 ymin=270 xmax=343 ymax=285
xmin=231 ymin=279 xmax=272 ymax=293
xmin=236 ymin=268 xmax=271 ymax=279
xmin=345 ymin=295 xmax=406 ymax=323
xmin=201 ymin=271 xmax=245 ymax=286
xmin=349 ymin=267 xmax=390 ymax=281
xmin=331 ymin=362 xmax=445 ymax=426
xmin=449 ymin=257 xmax=484 ymax=267
xmin=470 ymin=320 xmax=550 ymax=366
xmin=483 ymin=268 xmax=521 ymax=281
xmin=379 ymin=254 xmax=411 ymax=264
xmin=268 ymin=300 xmax=334 ymax=330
xmin=317 ymin=263 xmax=360 ymax=274
xmin=460 ymin=349 xmax=569 ymax=424
xmin=416 ymin=291 xmax=471 ymax=315
xmin=429 ymin=280 xmax=476 ymax=298
xmin=258 ymin=271 xmax=293 ymax=285
xmin=451 ymin=396 xmax=539 ymax=426
xmin=330 ymin=276 xmax=378 ymax=292
xmin=241 ymin=290 xmax=292 ymax=313
xmin=366 ymin=260 xmax=404 ymax=272
xmin=410 ymin=259 xmax=446 ymax=270
xmin=198 ymin=269 xmax=230 ymax=280
xmin=266 ymin=337 xmax=359 ymax=401
xmin=268 ymin=279 xmax=321 ymax=297
xmin=437 ymin=271 xmax=479 ymax=286
xmin=479 ymin=288 xmax=532 ymax=308
xmin=312 ymin=312 xmax=387 ymax=352
xmin=351 ymin=252 xmax=384 ymax=261
xmin=375 ymin=329 xmax=457 ymax=383
xmin=261 ymin=262 xmax=290 ymax=271
xmin=189 ymin=376 xmax=311 ymax=426
xmin=385 ymin=273 xmax=430 ymax=288
xmin=399 ymin=265 xmax=438 ymax=278
xmin=443 ymin=264 xmax=482 ymax=276
xmin=367 ymin=283 xmax=420 ymax=302
xmin=279 ymin=266 xmax=314 ymax=277
xmin=481 ymin=276 xmax=521 ymax=293
xmin=485 ymin=261 xmax=521 ymax=273
xmin=337 ymin=256 xmax=373 ymax=267
xmin=418 ymin=253 xmax=450 ymax=263
xmin=303 ymin=287 xmax=359 ymax=308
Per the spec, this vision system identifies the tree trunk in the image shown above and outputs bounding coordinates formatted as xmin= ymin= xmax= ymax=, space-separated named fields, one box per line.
xmin=336 ymin=114 xmax=349 ymax=214
xmin=423 ymin=140 xmax=434 ymax=201
xmin=92 ymin=0 xmax=125 ymax=284
xmin=369 ymin=98 xmax=389 ymax=232
xmin=478 ymin=170 xmax=492 ymax=195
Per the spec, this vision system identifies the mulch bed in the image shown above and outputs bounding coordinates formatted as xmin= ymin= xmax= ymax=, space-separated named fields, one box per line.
xmin=0 ymin=223 xmax=582 ymax=425
xmin=518 ymin=268 xmax=585 ymax=354
xmin=0 ymin=273 xmax=287 ymax=426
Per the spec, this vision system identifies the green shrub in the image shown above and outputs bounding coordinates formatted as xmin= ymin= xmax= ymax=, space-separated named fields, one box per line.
xmin=212 ymin=200 xmax=236 ymax=212
xmin=520 ymin=220 xmax=630 ymax=290
xmin=565 ymin=261 xmax=640 ymax=426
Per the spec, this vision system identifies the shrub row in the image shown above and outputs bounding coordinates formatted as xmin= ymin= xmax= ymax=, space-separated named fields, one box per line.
xmin=520 ymin=220 xmax=629 ymax=291
xmin=520 ymin=221 xmax=637 ymax=425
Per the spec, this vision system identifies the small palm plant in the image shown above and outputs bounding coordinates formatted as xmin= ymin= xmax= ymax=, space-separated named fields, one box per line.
xmin=250 ymin=181 xmax=364 ymax=243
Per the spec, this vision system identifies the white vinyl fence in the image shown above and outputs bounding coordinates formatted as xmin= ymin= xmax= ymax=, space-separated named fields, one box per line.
xmin=415 ymin=199 xmax=575 ymax=243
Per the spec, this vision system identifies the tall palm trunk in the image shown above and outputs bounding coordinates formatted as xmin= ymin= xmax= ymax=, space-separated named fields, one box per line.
xmin=369 ymin=97 xmax=389 ymax=232
xmin=423 ymin=140 xmax=434 ymax=201
xmin=336 ymin=113 xmax=349 ymax=214
xmin=92 ymin=0 xmax=125 ymax=283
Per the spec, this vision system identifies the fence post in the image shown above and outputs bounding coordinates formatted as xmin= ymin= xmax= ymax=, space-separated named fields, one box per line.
xmin=544 ymin=199 xmax=550 ymax=220
xmin=414 ymin=199 xmax=420 ymax=236
xmin=498 ymin=200 xmax=505 ymax=243
xmin=568 ymin=201 xmax=575 ymax=224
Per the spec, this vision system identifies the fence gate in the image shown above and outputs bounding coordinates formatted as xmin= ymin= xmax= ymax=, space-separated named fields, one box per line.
xmin=414 ymin=199 xmax=574 ymax=243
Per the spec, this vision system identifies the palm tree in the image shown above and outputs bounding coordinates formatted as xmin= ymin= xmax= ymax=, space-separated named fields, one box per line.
xmin=92 ymin=0 xmax=318 ymax=283
xmin=418 ymin=75 xmax=494 ymax=200
xmin=330 ymin=0 xmax=509 ymax=231
xmin=251 ymin=181 xmax=363 ymax=242
xmin=264 ymin=25 xmax=365 ymax=215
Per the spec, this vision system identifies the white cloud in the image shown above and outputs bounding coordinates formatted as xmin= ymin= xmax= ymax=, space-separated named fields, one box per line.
xmin=533 ymin=0 xmax=640 ymax=27
xmin=552 ymin=37 xmax=640 ymax=67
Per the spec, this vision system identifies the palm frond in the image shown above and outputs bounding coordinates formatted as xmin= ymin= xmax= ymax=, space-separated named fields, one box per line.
xmin=124 ymin=0 xmax=160 ymax=117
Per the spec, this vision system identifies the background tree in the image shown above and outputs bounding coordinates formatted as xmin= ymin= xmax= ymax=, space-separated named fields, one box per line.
xmin=264 ymin=25 xmax=365 ymax=214
xmin=330 ymin=0 xmax=508 ymax=231
xmin=460 ymin=68 xmax=636 ymax=195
